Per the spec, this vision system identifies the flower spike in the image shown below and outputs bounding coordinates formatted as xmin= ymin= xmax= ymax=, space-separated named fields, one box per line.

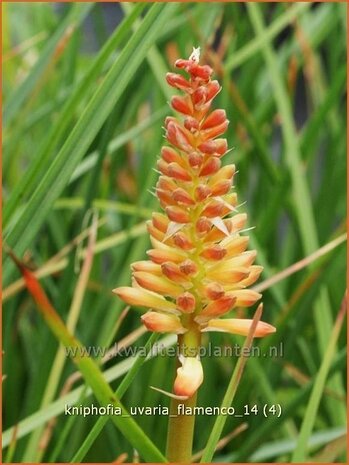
xmin=114 ymin=49 xmax=276 ymax=399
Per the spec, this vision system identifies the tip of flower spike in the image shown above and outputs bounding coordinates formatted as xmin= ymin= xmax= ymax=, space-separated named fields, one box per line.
xmin=189 ymin=46 xmax=200 ymax=63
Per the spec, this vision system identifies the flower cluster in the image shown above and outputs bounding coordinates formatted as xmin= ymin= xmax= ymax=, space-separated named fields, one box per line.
xmin=114 ymin=48 xmax=275 ymax=398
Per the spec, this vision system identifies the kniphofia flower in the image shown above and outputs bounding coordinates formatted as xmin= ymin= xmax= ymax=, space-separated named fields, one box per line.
xmin=114 ymin=47 xmax=275 ymax=399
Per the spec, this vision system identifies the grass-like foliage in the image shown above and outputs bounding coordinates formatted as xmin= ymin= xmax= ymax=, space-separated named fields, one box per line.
xmin=2 ymin=2 xmax=347 ymax=463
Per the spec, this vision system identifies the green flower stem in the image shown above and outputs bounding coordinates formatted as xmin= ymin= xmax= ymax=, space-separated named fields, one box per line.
xmin=166 ymin=323 xmax=201 ymax=462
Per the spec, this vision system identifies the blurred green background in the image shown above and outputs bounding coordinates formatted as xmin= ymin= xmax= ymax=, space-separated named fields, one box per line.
xmin=2 ymin=2 xmax=347 ymax=463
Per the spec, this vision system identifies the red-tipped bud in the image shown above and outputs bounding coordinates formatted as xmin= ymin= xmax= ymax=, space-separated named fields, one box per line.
xmin=161 ymin=262 xmax=188 ymax=284
xmin=206 ymin=80 xmax=221 ymax=100
xmin=200 ymin=244 xmax=227 ymax=260
xmin=173 ymin=231 xmax=194 ymax=250
xmin=239 ymin=266 xmax=263 ymax=287
xmin=222 ymin=235 xmax=249 ymax=256
xmin=147 ymin=221 xmax=165 ymax=241
xmin=166 ymin=121 xmax=193 ymax=152
xmin=173 ymin=188 xmax=195 ymax=205
xmin=188 ymin=151 xmax=203 ymax=167
xmin=184 ymin=117 xmax=199 ymax=132
xmin=156 ymin=188 xmax=175 ymax=206
xmin=133 ymin=271 xmax=182 ymax=297
xmin=157 ymin=159 xmax=169 ymax=175
xmin=201 ymin=199 xmax=225 ymax=218
xmin=166 ymin=206 xmax=191 ymax=223
xmin=196 ymin=217 xmax=211 ymax=235
xmin=190 ymin=63 xmax=213 ymax=80
xmin=200 ymin=295 xmax=236 ymax=318
xmin=171 ymin=95 xmax=193 ymax=116
xmin=179 ymin=259 xmax=198 ymax=276
xmin=198 ymin=138 xmax=228 ymax=156
xmin=204 ymin=282 xmax=225 ymax=300
xmin=167 ymin=162 xmax=192 ymax=181
xmin=175 ymin=58 xmax=192 ymax=69
xmin=192 ymin=86 xmax=207 ymax=106
xmin=202 ymin=109 xmax=227 ymax=129
xmin=227 ymin=289 xmax=262 ymax=307
xmin=161 ymin=146 xmax=182 ymax=164
xmin=195 ymin=184 xmax=211 ymax=201
xmin=199 ymin=157 xmax=221 ymax=176
xmin=176 ymin=292 xmax=196 ymax=313
xmin=209 ymin=164 xmax=235 ymax=185
xmin=210 ymin=179 xmax=232 ymax=196
xmin=202 ymin=121 xmax=229 ymax=140
xmin=157 ymin=176 xmax=177 ymax=192
xmin=166 ymin=72 xmax=191 ymax=91
xmin=152 ymin=212 xmax=169 ymax=233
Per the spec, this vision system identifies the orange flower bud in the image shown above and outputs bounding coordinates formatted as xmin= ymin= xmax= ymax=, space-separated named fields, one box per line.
xmin=200 ymin=244 xmax=227 ymax=260
xmin=198 ymin=138 xmax=227 ymax=156
xmin=157 ymin=175 xmax=177 ymax=192
xmin=141 ymin=311 xmax=186 ymax=334
xmin=152 ymin=212 xmax=169 ymax=233
xmin=113 ymin=287 xmax=178 ymax=313
xmin=188 ymin=151 xmax=203 ymax=167
xmin=167 ymin=162 xmax=192 ymax=181
xmin=157 ymin=158 xmax=170 ymax=176
xmin=147 ymin=221 xmax=165 ymax=241
xmin=174 ymin=356 xmax=204 ymax=398
xmin=229 ymin=213 xmax=248 ymax=232
xmin=173 ymin=188 xmax=195 ymax=205
xmin=166 ymin=121 xmax=192 ymax=152
xmin=171 ymin=95 xmax=193 ymax=116
xmin=166 ymin=206 xmax=191 ymax=223
xmin=209 ymin=164 xmax=235 ymax=185
xmin=166 ymin=72 xmax=191 ymax=91
xmin=173 ymin=231 xmax=194 ymax=250
xmin=176 ymin=292 xmax=196 ymax=313
xmin=209 ymin=251 xmax=257 ymax=271
xmin=239 ymin=265 xmax=263 ymax=287
xmin=201 ymin=121 xmax=229 ymax=140
xmin=184 ymin=117 xmax=199 ymax=132
xmin=161 ymin=262 xmax=188 ymax=284
xmin=199 ymin=157 xmax=221 ymax=176
xmin=195 ymin=217 xmax=211 ymax=235
xmin=156 ymin=188 xmax=175 ymax=207
xmin=195 ymin=184 xmax=211 ymax=201
xmin=192 ymin=86 xmax=207 ymax=106
xmin=147 ymin=248 xmax=185 ymax=265
xmin=225 ymin=289 xmax=262 ymax=307
xmin=207 ymin=266 xmax=249 ymax=284
xmin=210 ymin=179 xmax=232 ymax=196
xmin=161 ymin=146 xmax=183 ymax=165
xmin=206 ymin=80 xmax=221 ymax=100
xmin=202 ymin=294 xmax=236 ymax=316
xmin=190 ymin=64 xmax=213 ymax=80
xmin=133 ymin=271 xmax=183 ymax=297
xmin=201 ymin=199 xmax=225 ymax=218
xmin=202 ymin=109 xmax=227 ymax=129
xmin=179 ymin=259 xmax=198 ymax=276
xmin=131 ymin=260 xmax=162 ymax=275
xmin=204 ymin=282 xmax=225 ymax=300
xmin=222 ymin=235 xmax=249 ymax=256
xmin=202 ymin=317 xmax=276 ymax=338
